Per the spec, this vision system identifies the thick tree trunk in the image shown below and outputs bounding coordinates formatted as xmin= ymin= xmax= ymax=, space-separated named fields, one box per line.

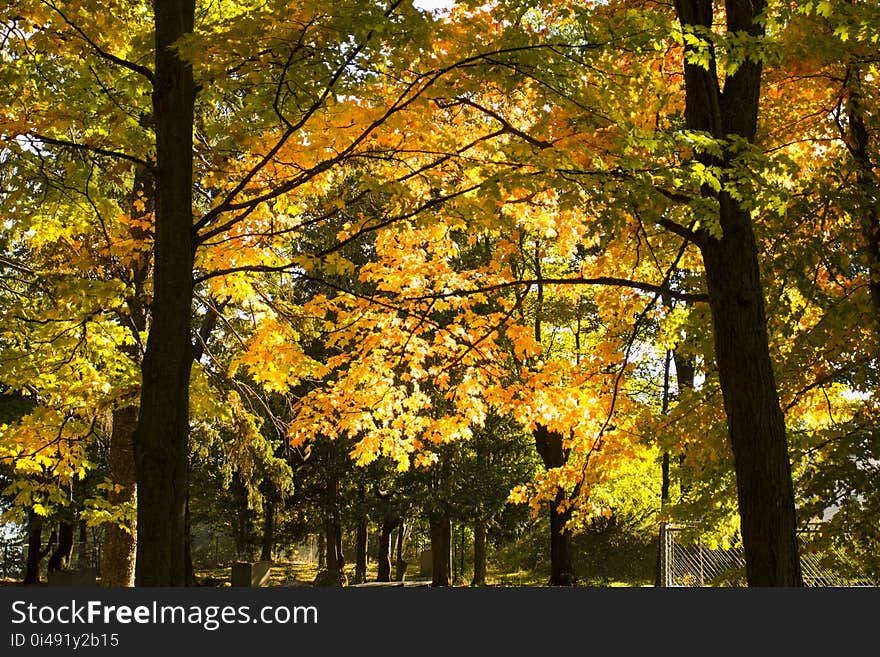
xmin=548 ymin=488 xmax=574 ymax=585
xmin=674 ymin=0 xmax=802 ymax=586
xmin=134 ymin=0 xmax=196 ymax=586
xmin=102 ymin=405 xmax=138 ymax=587
xmin=394 ymin=520 xmax=407 ymax=581
xmin=702 ymin=225 xmax=801 ymax=586
xmin=377 ymin=519 xmax=394 ymax=582
xmin=534 ymin=424 xmax=576 ymax=585
xmin=844 ymin=64 xmax=880 ymax=329
xmin=354 ymin=516 xmax=367 ymax=584
xmin=321 ymin=459 xmax=344 ymax=574
xmin=429 ymin=513 xmax=451 ymax=587
xmin=47 ymin=521 xmax=74 ymax=573
xmin=471 ymin=517 xmax=487 ymax=586
xmin=23 ymin=513 xmax=54 ymax=585
xmin=324 ymin=518 xmax=344 ymax=573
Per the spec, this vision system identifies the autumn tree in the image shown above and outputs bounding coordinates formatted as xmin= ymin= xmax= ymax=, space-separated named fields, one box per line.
xmin=0 ymin=0 xmax=503 ymax=584
xmin=3 ymin=0 xmax=878 ymax=590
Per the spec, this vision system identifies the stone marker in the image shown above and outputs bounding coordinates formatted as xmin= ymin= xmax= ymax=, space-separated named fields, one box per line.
xmin=231 ymin=560 xmax=272 ymax=587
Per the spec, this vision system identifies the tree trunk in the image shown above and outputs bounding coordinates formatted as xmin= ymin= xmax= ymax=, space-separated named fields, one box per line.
xmin=134 ymin=0 xmax=196 ymax=586
xmin=471 ymin=517 xmax=487 ymax=587
xmin=76 ymin=520 xmax=88 ymax=568
xmin=103 ymin=162 xmax=151 ymax=588
xmin=548 ymin=488 xmax=574 ymax=586
xmin=844 ymin=62 xmax=880 ymax=330
xmin=673 ymin=349 xmax=695 ymax=498
xmin=429 ymin=513 xmax=451 ymax=587
xmin=457 ymin=523 xmax=465 ymax=584
xmin=702 ymin=227 xmax=801 ymax=585
xmin=659 ymin=349 xmax=673 ymax=506
xmin=534 ymin=424 xmax=576 ymax=585
xmin=655 ymin=345 xmax=694 ymax=586
xmin=317 ymin=532 xmax=325 ymax=570
xmin=324 ymin=518 xmax=344 ymax=573
xmin=23 ymin=513 xmax=54 ymax=585
xmin=102 ymin=404 xmax=138 ymax=587
xmin=47 ymin=521 xmax=75 ymax=573
xmin=260 ymin=497 xmax=276 ymax=563
xmin=354 ymin=516 xmax=367 ymax=584
xmin=377 ymin=519 xmax=394 ymax=582
xmin=394 ymin=520 xmax=407 ymax=581
xmin=674 ymin=0 xmax=802 ymax=586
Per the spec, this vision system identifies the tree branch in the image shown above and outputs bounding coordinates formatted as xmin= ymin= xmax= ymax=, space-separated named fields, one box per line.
xmin=23 ymin=132 xmax=152 ymax=169
xmin=42 ymin=0 xmax=155 ymax=84
xmin=404 ymin=276 xmax=708 ymax=304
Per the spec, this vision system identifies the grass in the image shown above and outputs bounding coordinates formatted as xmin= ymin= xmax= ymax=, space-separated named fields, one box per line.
xmin=193 ymin=558 xmax=429 ymax=587
xmin=2 ymin=560 xmax=646 ymax=587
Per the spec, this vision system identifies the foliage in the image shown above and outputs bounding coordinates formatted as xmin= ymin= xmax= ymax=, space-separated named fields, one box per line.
xmin=0 ymin=0 xmax=877 ymax=584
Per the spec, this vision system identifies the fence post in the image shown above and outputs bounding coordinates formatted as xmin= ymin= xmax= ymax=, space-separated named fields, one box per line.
xmin=659 ymin=523 xmax=672 ymax=587
xmin=698 ymin=536 xmax=704 ymax=587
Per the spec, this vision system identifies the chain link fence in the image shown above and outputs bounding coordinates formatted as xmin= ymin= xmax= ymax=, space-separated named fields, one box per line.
xmin=658 ymin=523 xmax=877 ymax=587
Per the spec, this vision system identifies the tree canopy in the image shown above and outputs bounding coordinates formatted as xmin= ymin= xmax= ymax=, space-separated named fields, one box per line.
xmin=0 ymin=0 xmax=877 ymax=587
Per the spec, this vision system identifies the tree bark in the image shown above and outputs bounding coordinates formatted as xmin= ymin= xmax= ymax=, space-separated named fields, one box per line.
xmin=23 ymin=513 xmax=54 ymax=585
xmin=673 ymin=348 xmax=695 ymax=498
xmin=659 ymin=349 xmax=673 ymax=506
xmin=377 ymin=519 xmax=394 ymax=582
xmin=322 ymin=457 xmax=344 ymax=574
xmin=534 ymin=424 xmax=576 ymax=585
xmin=471 ymin=517 xmax=487 ymax=587
xmin=47 ymin=521 xmax=75 ymax=573
xmin=531 ymin=262 xmax=576 ymax=585
xmin=394 ymin=520 xmax=407 ymax=581
xmin=701 ymin=220 xmax=801 ymax=586
xmin=102 ymin=405 xmax=138 ymax=586
xmin=354 ymin=516 xmax=367 ymax=584
xmin=76 ymin=520 xmax=88 ymax=567
xmin=548 ymin=488 xmax=574 ymax=585
xmin=134 ymin=0 xmax=196 ymax=586
xmin=324 ymin=517 xmax=344 ymax=573
xmin=429 ymin=513 xmax=451 ymax=587
xmin=102 ymin=162 xmax=151 ymax=588
xmin=674 ymin=0 xmax=802 ymax=586
xmin=844 ymin=62 xmax=880 ymax=330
